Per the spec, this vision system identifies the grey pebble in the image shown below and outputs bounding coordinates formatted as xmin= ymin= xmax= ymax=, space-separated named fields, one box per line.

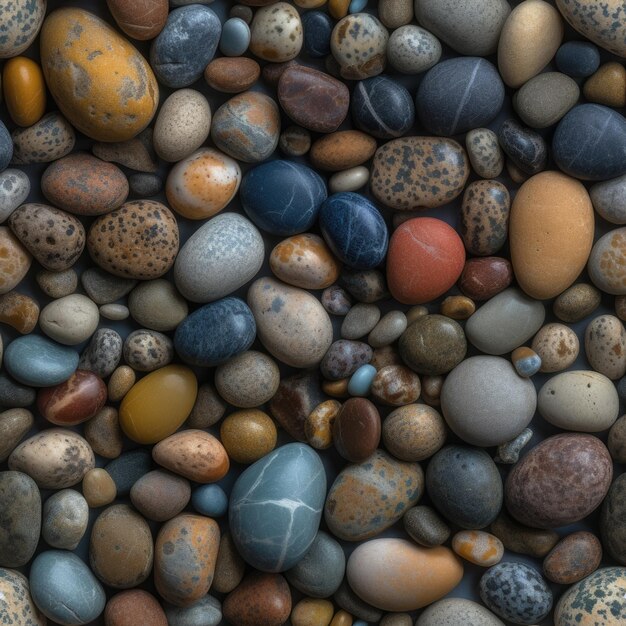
xmin=105 ymin=449 xmax=153 ymax=496
xmin=403 ymin=505 xmax=450 ymax=547
xmin=466 ymin=128 xmax=504 ymax=179
xmin=0 ymin=169 xmax=30 ymax=224
xmin=123 ymin=329 xmax=174 ymax=372
xmin=128 ymin=279 xmax=188 ymax=331
xmin=0 ymin=373 xmax=36 ymax=408
xmin=495 ymin=428 xmax=533 ymax=464
xmin=79 ymin=328 xmax=123 ymax=379
xmin=42 ymin=489 xmax=89 ymax=551
xmin=341 ymin=303 xmax=381 ymax=340
xmin=368 ymin=310 xmax=408 ymax=348
xmin=165 ymin=595 xmax=222 ymax=626
xmin=320 ymin=340 xmax=373 ymax=381
xmin=129 ymin=173 xmax=163 ymax=198
xmin=386 ymin=25 xmax=441 ymax=75
xmin=100 ymin=304 xmax=130 ymax=321
xmin=590 ymin=174 xmax=626 ymax=225
xmin=81 ymin=267 xmax=137 ymax=305
xmin=334 ymin=580 xmax=383 ymax=622
xmin=186 ymin=383 xmax=227 ymax=429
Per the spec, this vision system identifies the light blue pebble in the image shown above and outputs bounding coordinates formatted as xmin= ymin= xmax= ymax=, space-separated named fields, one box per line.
xmin=192 ymin=484 xmax=229 ymax=517
xmin=220 ymin=17 xmax=251 ymax=56
xmin=348 ymin=364 xmax=377 ymax=396
xmin=512 ymin=350 xmax=542 ymax=378
xmin=349 ymin=0 xmax=368 ymax=13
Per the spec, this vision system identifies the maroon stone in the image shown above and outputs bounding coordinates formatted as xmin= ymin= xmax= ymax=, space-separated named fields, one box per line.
xmin=333 ymin=397 xmax=381 ymax=463
xmin=262 ymin=60 xmax=299 ymax=86
xmin=458 ymin=256 xmax=513 ymax=301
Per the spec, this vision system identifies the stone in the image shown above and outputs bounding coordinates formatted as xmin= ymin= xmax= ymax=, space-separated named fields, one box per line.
xmin=279 ymin=125 xmax=311 ymax=156
xmin=81 ymin=268 xmax=136 ymax=305
xmin=220 ymin=17 xmax=250 ymax=56
xmin=82 ymin=468 xmax=116 ymax=508
xmin=490 ymin=512 xmax=559 ymax=557
xmin=417 ymin=598 xmax=505 ymax=626
xmin=305 ymin=400 xmax=341 ymax=450
xmin=0 ymin=0 xmax=45 ymax=58
xmin=379 ymin=0 xmax=413 ymax=27
xmin=341 ymin=268 xmax=389 ymax=303
xmin=554 ymin=282 xmax=601 ymax=322
xmin=321 ymin=340 xmax=372 ymax=381
xmin=556 ymin=41 xmax=601 ymax=77
xmin=341 ymin=303 xmax=381 ymax=339
xmin=531 ymin=323 xmax=579 ymax=373
xmin=452 ymin=530 xmax=504 ymax=567
xmin=322 ymin=285 xmax=352 ymax=315
xmin=386 ymin=26 xmax=441 ymax=74
xmin=0 ymin=568 xmax=47 ymax=626
xmin=41 ymin=8 xmax=158 ymax=142
xmin=105 ymin=449 xmax=152 ymax=496
xmin=128 ymin=280 xmax=187 ymax=332
xmin=0 ymin=169 xmax=29 ymax=224
xmin=584 ymin=62 xmax=626 ymax=108
xmin=249 ymin=2 xmax=302 ymax=61
xmin=123 ymin=329 xmax=173 ymax=372
xmin=302 ymin=10 xmax=333 ymax=57
xmin=368 ymin=311 xmax=407 ymax=347
xmin=404 ymin=505 xmax=450 ymax=547
xmin=591 ymin=174 xmax=626 ymax=224
xmin=383 ymin=404 xmax=446 ymax=461
xmin=11 ymin=112 xmax=75 ymax=164
xmin=310 ymin=130 xmax=376 ymax=172
xmin=220 ymin=409 xmax=277 ymax=463
xmin=585 ymin=315 xmax=626 ymax=379
xmin=107 ymin=367 xmax=136 ymax=402
xmin=92 ymin=129 xmax=158 ymax=173
xmin=205 ymin=57 xmax=260 ymax=94
xmin=347 ymin=364 xmax=376 ymax=396
xmin=84 ymin=407 xmax=123 ymax=459
xmin=465 ymin=128 xmax=504 ymax=179
xmin=213 ymin=532 xmax=246 ymax=594
xmin=544 ymin=531 xmax=603 ymax=584
xmin=106 ymin=0 xmax=168 ymax=39
xmin=498 ymin=119 xmax=548 ymax=175
xmin=0 ymin=291 xmax=38 ymax=333
xmin=105 ymin=590 xmax=168 ymax=626
xmin=39 ymin=294 xmax=99 ymax=346
xmin=589 ymin=227 xmax=626 ymax=295
xmin=191 ymin=484 xmax=228 ymax=518
xmin=291 ymin=599 xmax=334 ymax=626
xmin=334 ymin=581 xmax=382 ymax=622
xmin=165 ymin=596 xmax=222 ymax=626
xmin=130 ymin=470 xmax=191 ymax=522
xmin=0 ymin=408 xmax=33 ymax=461
xmin=609 ymin=414 xmax=626 ymax=462
xmin=0 ymin=227 xmax=31 ymax=295
xmin=512 ymin=347 xmax=543 ymax=378
xmin=333 ymin=398 xmax=380 ymax=462
xmin=129 ymin=173 xmax=162 ymax=197
xmin=602 ymin=473 xmax=626 ymax=565
xmin=0 ymin=123 xmax=10 ymax=172
xmin=186 ymin=382 xmax=226 ymax=429
xmin=329 ymin=166 xmax=369 ymax=194
xmin=36 ymin=268 xmax=78 ymax=299
xmin=370 ymin=364 xmax=420 ymax=405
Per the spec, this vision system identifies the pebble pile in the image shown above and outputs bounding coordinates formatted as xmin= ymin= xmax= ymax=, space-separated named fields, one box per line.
xmin=0 ymin=0 xmax=625 ymax=625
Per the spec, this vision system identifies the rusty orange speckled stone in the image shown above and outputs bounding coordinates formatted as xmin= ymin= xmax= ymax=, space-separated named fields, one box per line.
xmin=588 ymin=227 xmax=626 ymax=295
xmin=543 ymin=531 xmax=602 ymax=585
xmin=104 ymin=590 xmax=168 ymax=626
xmin=452 ymin=530 xmax=504 ymax=567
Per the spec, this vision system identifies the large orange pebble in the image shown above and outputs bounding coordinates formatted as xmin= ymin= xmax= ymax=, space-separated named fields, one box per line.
xmin=155 ymin=513 xmax=220 ymax=607
xmin=2 ymin=57 xmax=46 ymax=127
xmin=40 ymin=8 xmax=159 ymax=142
xmin=510 ymin=171 xmax=594 ymax=300
xmin=346 ymin=538 xmax=463 ymax=611
xmin=387 ymin=217 xmax=465 ymax=304
xmin=152 ymin=429 xmax=230 ymax=483
xmin=119 ymin=365 xmax=197 ymax=444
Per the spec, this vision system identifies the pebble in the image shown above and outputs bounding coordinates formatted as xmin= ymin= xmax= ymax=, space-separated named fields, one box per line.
xmin=186 ymin=382 xmax=226 ymax=429
xmin=81 ymin=268 xmax=136 ymax=305
xmin=105 ymin=590 xmax=168 ymax=626
xmin=333 ymin=397 xmax=380 ymax=461
xmin=418 ymin=598 xmax=505 ymax=626
xmin=220 ymin=409 xmax=277 ymax=463
xmin=0 ymin=0 xmax=45 ymax=57
xmin=465 ymin=288 xmax=545 ymax=355
xmin=211 ymin=91 xmax=280 ymax=163
xmin=241 ymin=160 xmax=326 ymax=236
xmin=341 ymin=268 xmax=389 ymax=303
xmin=506 ymin=433 xmax=613 ymax=528
xmin=497 ymin=0 xmax=564 ymax=88
xmin=553 ymin=283 xmax=601 ymax=322
xmin=329 ymin=166 xmax=369 ymax=194
xmin=585 ymin=315 xmax=626 ymax=379
xmin=92 ymin=129 xmax=158 ymax=173
xmin=0 ymin=227 xmax=31 ymax=295
xmin=490 ymin=512 xmax=559 ymax=558
xmin=0 ymin=123 xmax=10 ymax=173
xmin=291 ymin=598 xmax=334 ymax=626
xmin=192 ymin=484 xmax=228 ymax=518
xmin=36 ymin=268 xmax=77 ymax=299
xmin=465 ymin=128 xmax=504 ymax=179
xmin=324 ymin=449 xmax=423 ymax=541
xmin=278 ymin=65 xmax=349 ymax=134
xmin=88 ymin=200 xmax=179 ymax=280
xmin=453 ymin=530 xmax=504 ymax=567
xmin=0 ymin=291 xmax=38 ymax=333
xmin=404 ymin=505 xmax=450 ymax=548
xmin=213 ymin=532 xmax=246 ymax=594
xmin=511 ymin=347 xmax=542 ymax=377
xmin=150 ymin=5 xmax=221 ymax=87
xmin=420 ymin=374 xmax=444 ymax=407
xmin=249 ymin=2 xmax=302 ymax=61
xmin=220 ymin=17 xmax=250 ymax=56
xmin=378 ymin=0 xmax=413 ymax=27
xmin=310 ymin=130 xmax=376 ymax=172
xmin=347 ymin=363 xmax=377 ymax=396
xmin=334 ymin=580 xmax=383 ymax=622
xmin=120 ymin=365 xmax=197 ymax=444
xmin=84 ymin=406 xmax=123 ymax=459
xmin=0 ymin=568 xmax=47 ymax=626
xmin=0 ymin=408 xmax=33 ymax=462
xmin=322 ymin=285 xmax=352 ymax=316
xmin=0 ymin=169 xmax=30 ymax=223
xmin=29 ymin=550 xmax=105 ymax=625
xmin=479 ymin=562 xmax=552 ymax=625
xmin=305 ymin=400 xmax=340 ymax=450
xmin=544 ymin=531 xmax=603 ymax=585
xmin=39 ymin=294 xmax=99 ymax=346
xmin=41 ymin=489 xmax=88 ymax=550
xmin=302 ymin=11 xmax=333 ymax=58
xmin=279 ymin=125 xmax=311 ymax=156
xmin=127 ymin=280 xmax=186 ymax=332
xmin=165 ymin=595 xmax=222 ymax=626
xmin=584 ymin=62 xmax=626 ymax=108
xmin=107 ymin=367 xmax=136 ymax=403
xmin=106 ymin=0 xmax=168 ymax=40
xmin=602 ymin=473 xmax=626 ymax=565
xmin=341 ymin=303 xmax=381 ymax=340
xmin=591 ymin=174 xmax=626 ymax=224
xmin=588 ymin=227 xmax=626 ymax=295
xmin=105 ymin=449 xmax=152 ymax=496
xmin=130 ymin=470 xmax=191 ymax=522
xmin=498 ymin=119 xmax=548 ymax=175
xmin=347 ymin=538 xmax=463 ymax=611
xmin=383 ymin=404 xmax=446 ymax=461
xmin=417 ymin=57 xmax=504 ymax=136
xmin=123 ymin=329 xmax=173 ymax=372
xmin=0 ymin=59 xmax=43 ymax=126
xmin=368 ymin=311 xmax=407 ymax=347
xmin=204 ymin=56 xmax=260 ymax=93
xmin=82 ymin=468 xmax=116 ymax=508
xmin=10 ymin=112 xmax=75 ymax=164
xmin=321 ymin=340 xmax=372 ymax=381
xmin=556 ymin=41 xmax=600 ymax=77
xmin=386 ymin=26 xmax=441 ymax=75
xmin=531 ymin=323 xmax=579 ymax=373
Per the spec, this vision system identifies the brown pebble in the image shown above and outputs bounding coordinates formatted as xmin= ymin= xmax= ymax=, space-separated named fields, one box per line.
xmin=305 ymin=400 xmax=341 ymax=450
xmin=532 ymin=323 xmax=579 ymax=373
xmin=107 ymin=366 xmax=136 ymax=403
xmin=220 ymin=409 xmax=277 ymax=464
xmin=82 ymin=468 xmax=117 ymax=508
xmin=458 ymin=256 xmax=513 ymax=301
xmin=370 ymin=345 xmax=403 ymax=370
xmin=262 ymin=59 xmax=299 ymax=86
xmin=553 ymin=283 xmax=601 ymax=323
xmin=406 ymin=305 xmax=429 ymax=325
xmin=0 ymin=291 xmax=39 ymax=333
xmin=370 ymin=365 xmax=420 ymax=406
xmin=84 ymin=406 xmax=123 ymax=459
xmin=106 ymin=0 xmax=168 ymax=40
xmin=440 ymin=295 xmax=475 ymax=320
xmin=309 ymin=131 xmax=377 ymax=172
xmin=583 ymin=62 xmax=626 ymax=108
xmin=104 ymin=590 xmax=168 ymax=626
xmin=421 ymin=375 xmax=443 ymax=407
xmin=322 ymin=378 xmax=350 ymax=398
xmin=279 ymin=125 xmax=312 ymax=157
xmin=490 ymin=512 xmax=559 ymax=557
xmin=204 ymin=57 xmax=261 ymax=93
xmin=130 ymin=469 xmax=191 ymax=522
xmin=330 ymin=610 xmax=354 ymax=626
xmin=333 ymin=398 xmax=381 ymax=462
xmin=616 ymin=295 xmax=626 ymax=321
xmin=608 ymin=414 xmax=626 ymax=463
xmin=213 ymin=531 xmax=246 ymax=594
xmin=543 ymin=531 xmax=602 ymax=585
xmin=186 ymin=382 xmax=227 ymax=429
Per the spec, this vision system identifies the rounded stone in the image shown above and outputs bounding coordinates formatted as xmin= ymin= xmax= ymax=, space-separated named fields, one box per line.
xmin=191 ymin=484 xmax=229 ymax=518
xmin=123 ymin=329 xmax=173 ymax=372
xmin=0 ymin=408 xmax=33 ymax=462
xmin=165 ymin=595 xmax=222 ymax=626
xmin=220 ymin=409 xmax=277 ymax=464
xmin=554 ymin=282 xmax=602 ymax=322
xmin=84 ymin=406 xmax=123 ymax=460
xmin=417 ymin=598 xmax=505 ymax=626
xmin=39 ymin=294 xmax=99 ymax=346
xmin=0 ymin=0 xmax=45 ymax=58
xmin=499 ymin=118 xmax=549 ymax=175
xmin=105 ymin=590 xmax=168 ymax=626
xmin=584 ymin=62 xmax=626 ymax=108
xmin=220 ymin=17 xmax=250 ymax=56
xmin=0 ymin=169 xmax=30 ymax=224
xmin=106 ymin=0 xmax=168 ymax=40
xmin=213 ymin=532 xmax=246 ymax=594
xmin=41 ymin=489 xmax=88 ymax=551
xmin=404 ymin=505 xmax=451 ymax=548
xmin=585 ymin=315 xmax=626 ymax=379
xmin=341 ymin=303 xmax=381 ymax=339
xmin=544 ymin=531 xmax=603 ymax=585
xmin=452 ymin=530 xmax=504 ymax=567
xmin=386 ymin=25 xmax=441 ymax=74
xmin=591 ymin=174 xmax=626 ymax=225
xmin=205 ymin=56 xmax=260 ymax=93
xmin=601 ymin=473 xmax=626 ymax=565
xmin=105 ymin=449 xmax=152 ymax=496
xmin=302 ymin=10 xmax=333 ymax=57
xmin=249 ymin=2 xmax=302 ymax=62
xmin=556 ymin=41 xmax=601 ymax=77
xmin=82 ymin=468 xmax=116 ymax=508
xmin=0 ymin=568 xmax=47 ymax=626
xmin=465 ymin=128 xmax=504 ymax=179
xmin=321 ymin=340 xmax=372 ymax=381
xmin=531 ymin=323 xmax=579 ymax=373
xmin=279 ymin=125 xmax=311 ymax=156
xmin=310 ymin=130 xmax=376 ymax=172
xmin=130 ymin=470 xmax=191 ymax=522
xmin=127 ymin=280 xmax=187 ymax=332
xmin=11 ymin=112 xmax=75 ymax=165
xmin=333 ymin=398 xmax=380 ymax=462
xmin=36 ymin=268 xmax=78 ymax=299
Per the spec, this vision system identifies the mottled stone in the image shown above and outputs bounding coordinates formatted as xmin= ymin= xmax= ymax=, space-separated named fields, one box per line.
xmin=466 ymin=128 xmax=504 ymax=179
xmin=386 ymin=25 xmax=441 ymax=74
xmin=404 ymin=505 xmax=451 ymax=547
xmin=498 ymin=119 xmax=548 ymax=175
xmin=544 ymin=531 xmax=602 ymax=584
xmin=11 ymin=112 xmax=75 ymax=165
xmin=588 ymin=227 xmax=626 ymax=295
xmin=130 ymin=470 xmax=191 ymax=522
xmin=0 ymin=568 xmax=46 ymax=626
xmin=490 ymin=512 xmax=559 ymax=558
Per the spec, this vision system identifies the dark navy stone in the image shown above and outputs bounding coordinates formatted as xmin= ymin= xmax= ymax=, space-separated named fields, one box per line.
xmin=229 ymin=442 xmax=326 ymax=573
xmin=319 ymin=192 xmax=388 ymax=270
xmin=416 ymin=57 xmax=505 ymax=136
xmin=352 ymin=76 xmax=415 ymax=139
xmin=240 ymin=160 xmax=327 ymax=236
xmin=0 ymin=121 xmax=12 ymax=172
xmin=192 ymin=484 xmax=229 ymax=517
xmin=479 ymin=562 xmax=553 ymax=624
xmin=426 ymin=445 xmax=503 ymax=529
xmin=174 ymin=297 xmax=256 ymax=367
xmin=553 ymin=104 xmax=626 ymax=181
xmin=556 ymin=41 xmax=601 ymax=78
xmin=30 ymin=550 xmax=106 ymax=625
xmin=498 ymin=119 xmax=548 ymax=175
xmin=105 ymin=449 xmax=152 ymax=496
xmin=0 ymin=373 xmax=36 ymax=407
xmin=618 ymin=376 xmax=626 ymax=402
xmin=302 ymin=11 xmax=333 ymax=58
xmin=150 ymin=5 xmax=221 ymax=88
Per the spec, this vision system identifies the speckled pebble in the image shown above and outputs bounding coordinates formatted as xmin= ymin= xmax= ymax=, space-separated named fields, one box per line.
xmin=322 ymin=284 xmax=352 ymax=316
xmin=84 ymin=406 xmax=123 ymax=460
xmin=11 ymin=112 xmax=75 ymax=165
xmin=128 ymin=279 xmax=188 ymax=331
xmin=466 ymin=128 xmax=504 ymax=179
xmin=249 ymin=2 xmax=303 ymax=62
xmin=123 ymin=329 xmax=173 ymax=372
xmin=79 ymin=328 xmax=123 ymax=379
xmin=386 ymin=25 xmax=441 ymax=74
xmin=0 ymin=169 xmax=30 ymax=224
xmin=279 ymin=125 xmax=311 ymax=156
xmin=35 ymin=268 xmax=77 ymax=299
xmin=42 ymin=489 xmax=88 ymax=550
xmin=585 ymin=314 xmax=626 ymax=380
xmin=532 ymin=323 xmax=579 ymax=373
xmin=340 ymin=268 xmax=389 ymax=303
xmin=553 ymin=283 xmax=601 ymax=323
xmin=453 ymin=530 xmax=504 ymax=567
xmin=543 ymin=531 xmax=602 ymax=585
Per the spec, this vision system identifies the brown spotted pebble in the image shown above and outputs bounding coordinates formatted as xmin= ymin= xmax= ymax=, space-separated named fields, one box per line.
xmin=532 ymin=323 xmax=580 ymax=373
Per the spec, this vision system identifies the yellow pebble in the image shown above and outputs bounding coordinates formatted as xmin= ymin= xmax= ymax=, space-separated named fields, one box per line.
xmin=322 ymin=378 xmax=350 ymax=398
xmin=406 ymin=305 xmax=429 ymax=325
xmin=329 ymin=0 xmax=350 ymax=19
xmin=440 ymin=295 xmax=476 ymax=320
xmin=292 ymin=598 xmax=334 ymax=626
xmin=330 ymin=610 xmax=353 ymax=626
xmin=220 ymin=409 xmax=277 ymax=464
xmin=82 ymin=468 xmax=117 ymax=508
xmin=107 ymin=365 xmax=136 ymax=402
xmin=3 ymin=56 xmax=46 ymax=127
xmin=305 ymin=400 xmax=341 ymax=449
xmin=294 ymin=0 xmax=327 ymax=6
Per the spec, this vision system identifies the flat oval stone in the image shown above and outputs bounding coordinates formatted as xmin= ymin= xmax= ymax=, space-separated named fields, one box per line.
xmin=553 ymin=104 xmax=626 ymax=180
xmin=602 ymin=473 xmax=626 ymax=565
xmin=131 ymin=470 xmax=191 ymax=522
xmin=498 ymin=119 xmax=548 ymax=175
xmin=386 ymin=25 xmax=441 ymax=74
xmin=11 ymin=112 xmax=75 ymax=165
xmin=465 ymin=128 xmax=504 ymax=179
xmin=0 ymin=169 xmax=30 ymax=224
xmin=505 ymin=433 xmax=613 ymax=528
xmin=249 ymin=2 xmax=302 ymax=62
xmin=4 ymin=55 xmax=46 ymax=128
xmin=591 ymin=174 xmax=626 ymax=224
xmin=588 ymin=227 xmax=626 ymax=295
xmin=417 ymin=598 xmax=505 ymax=626
xmin=586 ymin=315 xmax=626 ymax=379
xmin=150 ymin=5 xmax=220 ymax=87
xmin=544 ymin=531 xmax=603 ymax=584
xmin=441 ymin=356 xmax=536 ymax=447
xmin=370 ymin=137 xmax=469 ymax=209
xmin=0 ymin=0 xmax=45 ymax=58
xmin=30 ymin=550 xmax=105 ymax=625
xmin=229 ymin=443 xmax=325 ymax=572
xmin=0 ymin=568 xmax=47 ymax=626
xmin=452 ymin=530 xmax=504 ymax=567
xmin=278 ymin=65 xmax=349 ymax=133
xmin=347 ymin=538 xmax=463 ymax=611
xmin=205 ymin=56 xmax=260 ymax=93
xmin=241 ymin=160 xmax=326 ymax=236
xmin=427 ymin=445 xmax=503 ymax=529
xmin=416 ymin=57 xmax=504 ymax=136
xmin=333 ymin=398 xmax=380 ymax=462
xmin=248 ymin=277 xmax=332 ymax=368
xmin=106 ymin=0 xmax=168 ymax=40
xmin=127 ymin=280 xmax=187 ymax=332
xmin=324 ymin=449 xmax=424 ymax=541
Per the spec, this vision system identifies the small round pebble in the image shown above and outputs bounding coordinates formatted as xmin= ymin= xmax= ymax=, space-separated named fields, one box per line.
xmin=84 ymin=406 xmax=123 ymax=460
xmin=347 ymin=364 xmax=377 ymax=397
xmin=107 ymin=367 xmax=136 ymax=403
xmin=130 ymin=470 xmax=191 ymax=522
xmin=100 ymin=303 xmax=129 ymax=321
xmin=192 ymin=484 xmax=229 ymax=518
xmin=532 ymin=323 xmax=579 ymax=373
xmin=543 ymin=531 xmax=603 ymax=585
xmin=608 ymin=414 xmax=626 ymax=462
xmin=42 ymin=489 xmax=89 ymax=550
xmin=404 ymin=506 xmax=451 ymax=548
xmin=466 ymin=128 xmax=504 ymax=179
xmin=329 ymin=166 xmax=369 ymax=194
xmin=123 ymin=329 xmax=173 ymax=372
xmin=82 ymin=468 xmax=116 ymax=508
xmin=322 ymin=285 xmax=352 ymax=316
xmin=556 ymin=41 xmax=601 ymax=78
xmin=387 ymin=25 xmax=441 ymax=74
xmin=128 ymin=279 xmax=188 ymax=332
xmin=129 ymin=173 xmax=162 ymax=197
xmin=279 ymin=126 xmax=311 ymax=157
xmin=368 ymin=311 xmax=407 ymax=348
xmin=341 ymin=303 xmax=381 ymax=339
xmin=36 ymin=269 xmax=77 ymax=299
xmin=220 ymin=409 xmax=277 ymax=464
xmin=220 ymin=17 xmax=250 ymax=57
xmin=452 ymin=530 xmax=504 ymax=567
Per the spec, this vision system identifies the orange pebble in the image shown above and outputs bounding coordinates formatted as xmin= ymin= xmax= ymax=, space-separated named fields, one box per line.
xmin=3 ymin=56 xmax=46 ymax=127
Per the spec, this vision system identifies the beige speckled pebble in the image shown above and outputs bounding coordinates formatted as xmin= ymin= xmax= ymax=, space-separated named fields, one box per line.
xmin=11 ymin=112 xmax=75 ymax=164
xmin=36 ymin=269 xmax=78 ymax=299
xmin=99 ymin=304 xmax=130 ymax=321
xmin=84 ymin=406 xmax=123 ymax=459
xmin=532 ymin=323 xmax=579 ymax=373
xmin=153 ymin=89 xmax=211 ymax=163
xmin=465 ymin=128 xmax=504 ymax=179
xmin=107 ymin=367 xmax=137 ymax=403
xmin=553 ymin=283 xmax=602 ymax=323
xmin=368 ymin=311 xmax=407 ymax=347
xmin=585 ymin=315 xmax=626 ymax=380
xmin=249 ymin=2 xmax=303 ymax=62
xmin=379 ymin=0 xmax=413 ymax=28
xmin=39 ymin=294 xmax=99 ymax=346
xmin=123 ymin=329 xmax=173 ymax=372
xmin=128 ymin=279 xmax=188 ymax=331
xmin=0 ymin=408 xmax=33 ymax=462
xmin=341 ymin=303 xmax=381 ymax=340
xmin=329 ymin=166 xmax=369 ymax=193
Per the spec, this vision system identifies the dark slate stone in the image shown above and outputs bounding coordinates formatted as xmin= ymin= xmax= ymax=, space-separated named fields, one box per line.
xmin=498 ymin=119 xmax=548 ymax=175
xmin=352 ymin=76 xmax=415 ymax=139
xmin=426 ymin=445 xmax=503 ymax=529
xmin=150 ymin=5 xmax=221 ymax=88
xmin=0 ymin=373 xmax=36 ymax=408
xmin=129 ymin=173 xmax=162 ymax=198
xmin=240 ymin=160 xmax=327 ymax=236
xmin=601 ymin=473 xmax=626 ymax=565
xmin=618 ymin=376 xmax=626 ymax=402
xmin=0 ymin=121 xmax=12 ymax=172
xmin=302 ymin=10 xmax=333 ymax=58
xmin=229 ymin=443 xmax=326 ymax=572
xmin=334 ymin=580 xmax=383 ymax=622
xmin=555 ymin=41 xmax=601 ymax=78
xmin=319 ymin=192 xmax=388 ymax=270
xmin=416 ymin=57 xmax=504 ymax=136
xmin=174 ymin=297 xmax=256 ymax=367
xmin=105 ymin=449 xmax=153 ymax=496
xmin=553 ymin=104 xmax=626 ymax=181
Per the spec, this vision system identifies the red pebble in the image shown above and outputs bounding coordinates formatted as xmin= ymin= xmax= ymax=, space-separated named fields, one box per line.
xmin=458 ymin=256 xmax=513 ymax=301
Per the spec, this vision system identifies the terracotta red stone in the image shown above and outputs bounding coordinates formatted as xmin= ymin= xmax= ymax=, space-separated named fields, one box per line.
xmin=387 ymin=218 xmax=465 ymax=304
xmin=104 ymin=590 xmax=167 ymax=626
xmin=458 ymin=256 xmax=513 ymax=301
xmin=333 ymin=397 xmax=381 ymax=462
xmin=37 ymin=370 xmax=107 ymax=426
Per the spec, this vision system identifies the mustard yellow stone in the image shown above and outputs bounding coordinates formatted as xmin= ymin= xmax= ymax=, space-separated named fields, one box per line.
xmin=3 ymin=57 xmax=46 ymax=127
xmin=291 ymin=598 xmax=335 ymax=626
xmin=120 ymin=365 xmax=198 ymax=444
xmin=329 ymin=0 xmax=350 ymax=19
xmin=40 ymin=8 xmax=159 ymax=142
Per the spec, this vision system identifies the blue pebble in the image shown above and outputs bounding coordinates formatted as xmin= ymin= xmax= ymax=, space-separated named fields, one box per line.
xmin=349 ymin=0 xmax=368 ymax=12
xmin=105 ymin=449 xmax=153 ymax=496
xmin=240 ymin=160 xmax=327 ymax=236
xmin=174 ymin=297 xmax=256 ymax=367
xmin=220 ymin=17 xmax=250 ymax=56
xmin=352 ymin=75 xmax=415 ymax=139
xmin=553 ymin=104 xmax=626 ymax=181
xmin=416 ymin=57 xmax=504 ymax=136
xmin=0 ymin=121 xmax=13 ymax=172
xmin=556 ymin=41 xmax=600 ymax=78
xmin=4 ymin=335 xmax=78 ymax=387
xmin=30 ymin=550 xmax=106 ymax=625
xmin=512 ymin=350 xmax=542 ymax=378
xmin=150 ymin=5 xmax=221 ymax=88
xmin=353 ymin=622 xmax=370 ymax=626
xmin=348 ymin=364 xmax=377 ymax=396
xmin=192 ymin=484 xmax=229 ymax=517
xmin=302 ymin=11 xmax=333 ymax=58
xmin=319 ymin=192 xmax=388 ymax=270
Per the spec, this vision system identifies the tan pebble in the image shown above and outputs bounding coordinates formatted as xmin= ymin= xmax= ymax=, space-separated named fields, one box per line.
xmin=543 ymin=531 xmax=603 ymax=585
xmin=0 ymin=291 xmax=38 ymax=333
xmin=0 ymin=227 xmax=31 ymax=295
xmin=532 ymin=323 xmax=579 ymax=373
xmin=107 ymin=367 xmax=136 ymax=403
xmin=82 ymin=468 xmax=117 ymax=508
xmin=329 ymin=166 xmax=370 ymax=194
xmin=322 ymin=378 xmax=350 ymax=398
xmin=421 ymin=375 xmax=443 ymax=407
xmin=11 ymin=113 xmax=76 ymax=164
xmin=616 ymin=296 xmax=626 ymax=321
xmin=440 ymin=295 xmax=476 ymax=320
xmin=310 ymin=131 xmax=377 ymax=172
xmin=204 ymin=57 xmax=261 ymax=93
xmin=379 ymin=0 xmax=414 ymax=28
xmin=186 ymin=382 xmax=227 ymax=428
xmin=330 ymin=610 xmax=353 ymax=626
xmin=220 ymin=409 xmax=277 ymax=463
xmin=213 ymin=531 xmax=246 ymax=594
xmin=371 ymin=365 xmax=420 ymax=406
xmin=35 ymin=269 xmax=77 ymax=299
xmin=553 ymin=283 xmax=601 ymax=323
xmin=406 ymin=305 xmax=429 ymax=325
xmin=584 ymin=62 xmax=626 ymax=108
xmin=279 ymin=125 xmax=311 ymax=156
xmin=305 ymin=400 xmax=342 ymax=449
xmin=100 ymin=303 xmax=129 ymax=321
xmin=452 ymin=530 xmax=504 ymax=567
xmin=585 ymin=315 xmax=626 ymax=380
xmin=0 ymin=408 xmax=33 ymax=462
xmin=249 ymin=2 xmax=303 ymax=62
xmin=92 ymin=129 xmax=158 ymax=173
xmin=370 ymin=345 xmax=403 ymax=370
xmin=84 ymin=406 xmax=123 ymax=459
xmin=506 ymin=158 xmax=530 ymax=184
xmin=291 ymin=598 xmax=334 ymax=626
